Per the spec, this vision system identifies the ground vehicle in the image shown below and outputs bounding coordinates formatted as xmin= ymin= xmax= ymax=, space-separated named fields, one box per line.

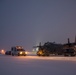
xmin=64 ymin=49 xmax=76 ymax=56
xmin=34 ymin=42 xmax=64 ymax=56
xmin=11 ymin=46 xmax=27 ymax=56
xmin=5 ymin=51 xmax=11 ymax=55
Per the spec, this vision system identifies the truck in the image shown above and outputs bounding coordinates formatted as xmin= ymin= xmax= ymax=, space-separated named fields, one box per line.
xmin=11 ymin=46 xmax=27 ymax=56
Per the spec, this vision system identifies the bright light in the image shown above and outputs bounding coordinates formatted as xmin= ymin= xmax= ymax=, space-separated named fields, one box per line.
xmin=39 ymin=51 xmax=42 ymax=54
xmin=36 ymin=48 xmax=39 ymax=51
xmin=2 ymin=50 xmax=4 ymax=52
xmin=1 ymin=49 xmax=5 ymax=54
xmin=16 ymin=46 xmax=23 ymax=49
xmin=20 ymin=52 xmax=22 ymax=54
xmin=25 ymin=52 xmax=27 ymax=54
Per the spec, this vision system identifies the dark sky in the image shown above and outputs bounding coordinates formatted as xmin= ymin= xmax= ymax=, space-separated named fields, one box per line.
xmin=0 ymin=0 xmax=76 ymax=51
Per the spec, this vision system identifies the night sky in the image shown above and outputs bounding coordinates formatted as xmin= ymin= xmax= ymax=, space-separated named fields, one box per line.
xmin=0 ymin=0 xmax=76 ymax=51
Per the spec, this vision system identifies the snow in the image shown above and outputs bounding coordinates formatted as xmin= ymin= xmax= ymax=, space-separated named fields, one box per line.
xmin=0 ymin=54 xmax=76 ymax=75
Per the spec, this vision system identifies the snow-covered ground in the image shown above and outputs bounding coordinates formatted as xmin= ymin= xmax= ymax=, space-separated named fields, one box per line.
xmin=0 ymin=54 xmax=76 ymax=75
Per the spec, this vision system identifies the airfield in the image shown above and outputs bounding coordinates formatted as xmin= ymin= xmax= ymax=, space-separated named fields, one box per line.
xmin=0 ymin=54 xmax=76 ymax=75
